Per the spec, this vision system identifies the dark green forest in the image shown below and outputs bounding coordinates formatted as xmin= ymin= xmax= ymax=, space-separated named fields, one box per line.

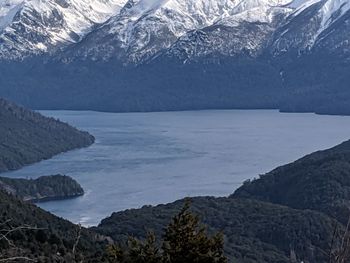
xmin=0 ymin=98 xmax=94 ymax=172
xmin=94 ymin=139 xmax=350 ymax=263
xmin=2 ymin=98 xmax=350 ymax=262
xmin=233 ymin=139 xmax=350 ymax=224
xmin=2 ymin=139 xmax=350 ymax=262
xmin=106 ymin=201 xmax=228 ymax=263
xmin=95 ymin=197 xmax=340 ymax=263
xmin=0 ymin=189 xmax=107 ymax=262
xmin=1 ymin=52 xmax=350 ymax=115
xmin=0 ymin=174 xmax=84 ymax=202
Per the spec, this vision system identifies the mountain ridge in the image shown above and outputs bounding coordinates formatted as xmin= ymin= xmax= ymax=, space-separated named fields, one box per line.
xmin=0 ymin=0 xmax=128 ymax=59
xmin=1 ymin=0 xmax=350 ymax=114
xmin=2 ymin=0 xmax=348 ymax=63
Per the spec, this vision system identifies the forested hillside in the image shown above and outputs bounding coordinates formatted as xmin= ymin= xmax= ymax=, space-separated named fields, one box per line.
xmin=2 ymin=97 xmax=350 ymax=262
xmin=2 ymin=138 xmax=350 ymax=262
xmin=0 ymin=98 xmax=94 ymax=172
xmin=0 ymin=189 xmax=106 ymax=262
xmin=0 ymin=174 xmax=84 ymax=202
xmin=94 ymin=139 xmax=350 ymax=263
xmin=95 ymin=197 xmax=340 ymax=263
xmin=232 ymin=139 xmax=350 ymax=224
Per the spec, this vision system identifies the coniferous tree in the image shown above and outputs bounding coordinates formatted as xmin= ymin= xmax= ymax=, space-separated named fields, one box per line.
xmin=107 ymin=200 xmax=228 ymax=263
xmin=107 ymin=232 xmax=163 ymax=262
xmin=162 ymin=200 xmax=227 ymax=263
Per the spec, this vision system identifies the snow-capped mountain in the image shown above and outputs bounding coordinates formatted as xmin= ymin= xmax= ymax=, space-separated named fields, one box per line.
xmin=0 ymin=0 xmax=127 ymax=59
xmin=166 ymin=5 xmax=292 ymax=61
xmin=64 ymin=0 xmax=294 ymax=63
xmin=1 ymin=0 xmax=349 ymax=62
xmin=272 ymin=0 xmax=350 ymax=55
xmin=1 ymin=0 xmax=350 ymax=115
xmin=0 ymin=0 xmax=23 ymax=30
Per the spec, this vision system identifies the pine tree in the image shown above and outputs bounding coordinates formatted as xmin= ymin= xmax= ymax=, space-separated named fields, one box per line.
xmin=162 ymin=200 xmax=227 ymax=263
xmin=107 ymin=199 xmax=228 ymax=263
xmin=107 ymin=232 xmax=161 ymax=263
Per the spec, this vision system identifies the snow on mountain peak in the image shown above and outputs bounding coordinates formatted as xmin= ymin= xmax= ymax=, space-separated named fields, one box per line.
xmin=85 ymin=0 xmax=293 ymax=63
xmin=0 ymin=0 xmax=23 ymax=30
xmin=271 ymin=0 xmax=350 ymax=56
xmin=320 ymin=0 xmax=350 ymax=27
xmin=2 ymin=0 xmax=349 ymax=62
xmin=0 ymin=0 xmax=128 ymax=59
xmin=294 ymin=0 xmax=350 ymax=46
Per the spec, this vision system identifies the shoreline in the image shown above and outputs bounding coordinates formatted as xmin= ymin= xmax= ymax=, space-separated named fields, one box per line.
xmin=27 ymin=192 xmax=85 ymax=203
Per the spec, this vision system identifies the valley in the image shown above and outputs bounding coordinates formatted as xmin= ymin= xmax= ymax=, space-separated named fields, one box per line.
xmin=4 ymin=109 xmax=350 ymax=226
xmin=1 ymin=101 xmax=350 ymax=262
xmin=2 ymin=0 xmax=350 ymax=262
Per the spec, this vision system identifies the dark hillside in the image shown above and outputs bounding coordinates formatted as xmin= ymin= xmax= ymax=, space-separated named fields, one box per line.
xmin=233 ymin=140 xmax=350 ymax=224
xmin=94 ymin=197 xmax=340 ymax=263
xmin=0 ymin=98 xmax=94 ymax=172
xmin=0 ymin=174 xmax=84 ymax=202
xmin=0 ymin=189 xmax=106 ymax=262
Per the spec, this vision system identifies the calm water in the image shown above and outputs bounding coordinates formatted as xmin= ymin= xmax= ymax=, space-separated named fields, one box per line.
xmin=3 ymin=110 xmax=350 ymax=226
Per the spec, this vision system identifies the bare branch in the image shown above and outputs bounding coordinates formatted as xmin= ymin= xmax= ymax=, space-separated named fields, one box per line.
xmin=72 ymin=224 xmax=82 ymax=256
xmin=329 ymin=212 xmax=350 ymax=263
xmin=0 ymin=257 xmax=36 ymax=262
xmin=0 ymin=219 xmax=12 ymax=227
xmin=0 ymin=220 xmax=43 ymax=262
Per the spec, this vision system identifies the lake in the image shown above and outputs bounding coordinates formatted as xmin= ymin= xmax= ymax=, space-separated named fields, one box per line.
xmin=3 ymin=110 xmax=350 ymax=226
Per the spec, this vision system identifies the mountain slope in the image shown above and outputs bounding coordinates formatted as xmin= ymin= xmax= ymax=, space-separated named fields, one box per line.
xmin=165 ymin=2 xmax=293 ymax=61
xmin=0 ymin=0 xmax=128 ymax=59
xmin=271 ymin=0 xmax=350 ymax=56
xmin=0 ymin=183 xmax=342 ymax=263
xmin=95 ymin=138 xmax=350 ymax=262
xmin=0 ymin=98 xmax=94 ymax=172
xmin=0 ymin=174 xmax=84 ymax=202
xmin=0 ymin=0 xmax=23 ymax=30
xmin=1 ymin=0 xmax=350 ymax=114
xmin=95 ymin=197 xmax=340 ymax=263
xmin=233 ymin=139 xmax=350 ymax=224
xmin=0 ymin=189 xmax=106 ymax=262
xmin=63 ymin=0 xmax=293 ymax=63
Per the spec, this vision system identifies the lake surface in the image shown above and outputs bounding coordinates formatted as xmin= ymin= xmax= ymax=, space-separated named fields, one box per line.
xmin=3 ymin=110 xmax=350 ymax=226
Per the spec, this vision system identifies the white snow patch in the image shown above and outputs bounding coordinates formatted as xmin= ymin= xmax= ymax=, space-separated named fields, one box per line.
xmin=0 ymin=0 xmax=23 ymax=30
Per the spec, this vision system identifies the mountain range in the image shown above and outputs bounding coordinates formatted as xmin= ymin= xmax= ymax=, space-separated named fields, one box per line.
xmin=0 ymin=0 xmax=349 ymax=114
